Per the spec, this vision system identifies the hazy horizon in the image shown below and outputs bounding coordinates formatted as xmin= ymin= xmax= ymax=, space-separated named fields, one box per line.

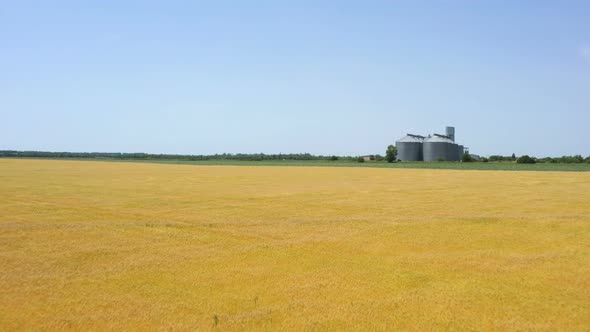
xmin=2 ymin=1 xmax=589 ymax=157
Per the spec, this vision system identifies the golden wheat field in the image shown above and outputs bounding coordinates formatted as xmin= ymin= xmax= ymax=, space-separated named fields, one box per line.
xmin=1 ymin=159 xmax=589 ymax=330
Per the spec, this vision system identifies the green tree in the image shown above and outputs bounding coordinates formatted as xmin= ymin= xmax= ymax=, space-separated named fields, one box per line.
xmin=385 ymin=145 xmax=397 ymax=163
xmin=511 ymin=153 xmax=516 ymax=161
xmin=461 ymin=151 xmax=473 ymax=162
xmin=516 ymin=155 xmax=536 ymax=164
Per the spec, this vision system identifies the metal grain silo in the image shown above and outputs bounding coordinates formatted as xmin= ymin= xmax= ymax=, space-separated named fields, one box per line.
xmin=395 ymin=134 xmax=424 ymax=161
xmin=445 ymin=143 xmax=459 ymax=161
xmin=457 ymin=145 xmax=464 ymax=160
xmin=423 ymin=134 xmax=455 ymax=161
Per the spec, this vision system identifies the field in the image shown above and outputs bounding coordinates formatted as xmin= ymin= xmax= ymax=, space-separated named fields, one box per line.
xmin=99 ymin=159 xmax=590 ymax=172
xmin=11 ymin=157 xmax=590 ymax=172
xmin=1 ymin=158 xmax=589 ymax=330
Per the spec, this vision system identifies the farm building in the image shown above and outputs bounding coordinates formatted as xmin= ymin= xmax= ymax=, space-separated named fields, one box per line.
xmin=396 ymin=126 xmax=465 ymax=162
xmin=360 ymin=155 xmax=377 ymax=162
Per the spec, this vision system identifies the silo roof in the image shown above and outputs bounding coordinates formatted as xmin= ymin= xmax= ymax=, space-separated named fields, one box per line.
xmin=424 ymin=134 xmax=454 ymax=143
xmin=396 ymin=134 xmax=425 ymax=143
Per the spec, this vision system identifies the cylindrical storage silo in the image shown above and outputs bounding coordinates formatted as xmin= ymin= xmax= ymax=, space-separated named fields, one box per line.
xmin=446 ymin=144 xmax=456 ymax=162
xmin=396 ymin=134 xmax=424 ymax=161
xmin=423 ymin=135 xmax=454 ymax=161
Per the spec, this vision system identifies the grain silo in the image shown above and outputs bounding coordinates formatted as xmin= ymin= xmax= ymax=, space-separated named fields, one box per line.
xmin=393 ymin=126 xmax=465 ymax=162
xmin=423 ymin=134 xmax=457 ymax=161
xmin=447 ymin=141 xmax=462 ymax=162
xmin=396 ymin=134 xmax=424 ymax=161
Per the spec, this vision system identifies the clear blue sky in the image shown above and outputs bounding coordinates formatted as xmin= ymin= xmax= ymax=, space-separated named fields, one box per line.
xmin=1 ymin=1 xmax=589 ymax=157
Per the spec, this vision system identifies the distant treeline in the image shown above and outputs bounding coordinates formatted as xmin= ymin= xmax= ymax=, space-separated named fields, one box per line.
xmin=536 ymin=155 xmax=590 ymax=163
xmin=0 ymin=150 xmax=356 ymax=161
xmin=488 ymin=155 xmax=517 ymax=162
xmin=486 ymin=154 xmax=590 ymax=164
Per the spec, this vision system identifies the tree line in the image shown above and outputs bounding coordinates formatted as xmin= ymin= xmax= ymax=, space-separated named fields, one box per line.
xmin=484 ymin=154 xmax=590 ymax=164
xmin=0 ymin=150 xmax=358 ymax=161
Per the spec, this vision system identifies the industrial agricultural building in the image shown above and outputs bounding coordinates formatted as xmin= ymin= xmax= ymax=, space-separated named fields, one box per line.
xmin=396 ymin=126 xmax=465 ymax=162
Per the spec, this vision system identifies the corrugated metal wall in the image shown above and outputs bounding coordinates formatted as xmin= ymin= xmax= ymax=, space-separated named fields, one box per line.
xmin=396 ymin=142 xmax=423 ymax=161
